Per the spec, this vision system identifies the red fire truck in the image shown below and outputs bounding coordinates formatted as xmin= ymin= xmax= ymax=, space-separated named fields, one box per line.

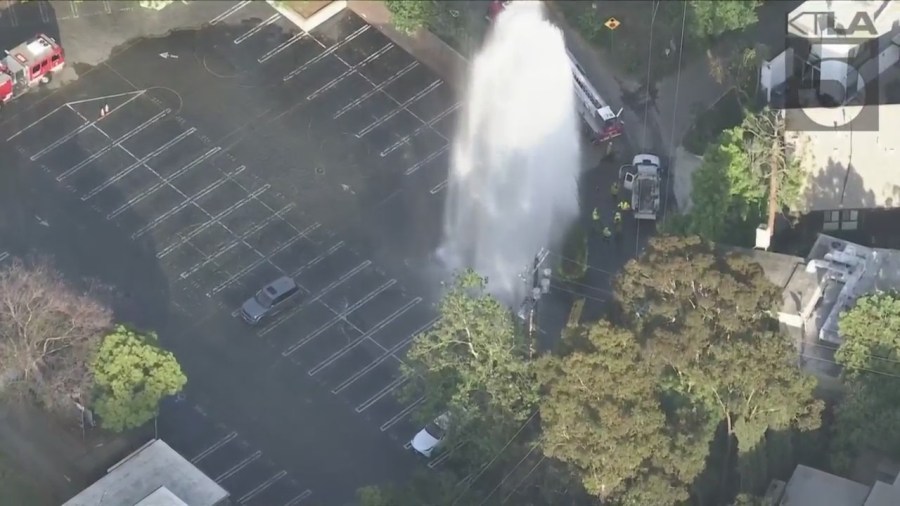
xmin=487 ymin=1 xmax=624 ymax=145
xmin=0 ymin=34 xmax=66 ymax=109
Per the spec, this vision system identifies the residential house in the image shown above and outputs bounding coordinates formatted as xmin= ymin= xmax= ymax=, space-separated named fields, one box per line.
xmin=769 ymin=464 xmax=900 ymax=506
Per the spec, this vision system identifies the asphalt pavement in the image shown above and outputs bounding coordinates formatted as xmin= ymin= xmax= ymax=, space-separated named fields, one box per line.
xmin=0 ymin=1 xmax=465 ymax=503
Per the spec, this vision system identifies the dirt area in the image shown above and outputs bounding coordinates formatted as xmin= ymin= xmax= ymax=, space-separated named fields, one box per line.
xmin=285 ymin=0 xmax=332 ymax=18
xmin=0 ymin=449 xmax=53 ymax=506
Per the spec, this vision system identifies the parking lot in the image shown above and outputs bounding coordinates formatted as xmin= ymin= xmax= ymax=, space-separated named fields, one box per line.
xmin=0 ymin=1 xmax=462 ymax=501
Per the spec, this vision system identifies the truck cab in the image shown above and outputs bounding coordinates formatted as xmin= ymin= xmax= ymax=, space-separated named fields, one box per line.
xmin=0 ymin=34 xmax=65 ymax=107
xmin=622 ymin=154 xmax=661 ymax=220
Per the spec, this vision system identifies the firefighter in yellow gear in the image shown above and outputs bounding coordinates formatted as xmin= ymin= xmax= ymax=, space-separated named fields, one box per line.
xmin=618 ymin=200 xmax=631 ymax=211
xmin=592 ymin=207 xmax=600 ymax=221
xmin=610 ymin=182 xmax=619 ymax=198
xmin=602 ymin=227 xmax=612 ymax=239
xmin=613 ymin=211 xmax=622 ymax=224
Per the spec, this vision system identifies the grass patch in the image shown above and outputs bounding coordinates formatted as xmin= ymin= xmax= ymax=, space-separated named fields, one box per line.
xmin=557 ymin=225 xmax=589 ymax=282
xmin=0 ymin=450 xmax=52 ymax=506
xmin=682 ymin=87 xmax=744 ymax=156
xmin=425 ymin=1 xmax=490 ymax=57
xmin=555 ymin=0 xmax=699 ymax=79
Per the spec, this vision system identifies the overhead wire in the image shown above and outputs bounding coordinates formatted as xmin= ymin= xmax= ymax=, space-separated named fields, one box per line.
xmin=662 ymin=0 xmax=688 ymax=220
xmin=640 ymin=0 xmax=661 ymax=152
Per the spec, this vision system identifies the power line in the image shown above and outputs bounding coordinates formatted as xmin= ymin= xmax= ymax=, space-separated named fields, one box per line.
xmin=502 ymin=455 xmax=546 ymax=504
xmin=662 ymin=0 xmax=688 ymax=220
xmin=640 ymin=0 xmax=661 ymax=152
xmin=803 ymin=339 xmax=900 ymax=367
xmin=451 ymin=409 xmax=540 ymax=506
xmin=478 ymin=441 xmax=542 ymax=506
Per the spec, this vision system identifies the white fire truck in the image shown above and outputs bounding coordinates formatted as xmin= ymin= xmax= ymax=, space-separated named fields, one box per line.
xmin=0 ymin=34 xmax=66 ymax=109
xmin=487 ymin=1 xmax=625 ymax=145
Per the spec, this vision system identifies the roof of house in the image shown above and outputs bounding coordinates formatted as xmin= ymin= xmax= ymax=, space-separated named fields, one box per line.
xmin=786 ymin=104 xmax=900 ymax=212
xmin=62 ymin=439 xmax=228 ymax=506
xmin=781 ymin=464 xmax=871 ymax=506
xmin=865 ymin=479 xmax=900 ymax=506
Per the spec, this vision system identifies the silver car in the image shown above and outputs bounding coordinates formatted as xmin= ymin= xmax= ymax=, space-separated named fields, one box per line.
xmin=240 ymin=276 xmax=301 ymax=325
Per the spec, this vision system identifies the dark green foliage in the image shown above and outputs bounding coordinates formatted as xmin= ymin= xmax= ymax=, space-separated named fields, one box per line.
xmin=557 ymin=225 xmax=588 ymax=281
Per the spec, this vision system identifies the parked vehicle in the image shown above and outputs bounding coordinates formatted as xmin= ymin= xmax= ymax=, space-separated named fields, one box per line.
xmin=240 ymin=276 xmax=301 ymax=325
xmin=622 ymin=154 xmax=662 ymax=221
xmin=410 ymin=412 xmax=451 ymax=458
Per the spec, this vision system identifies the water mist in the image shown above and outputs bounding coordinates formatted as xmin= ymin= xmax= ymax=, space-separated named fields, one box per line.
xmin=438 ymin=1 xmax=581 ymax=307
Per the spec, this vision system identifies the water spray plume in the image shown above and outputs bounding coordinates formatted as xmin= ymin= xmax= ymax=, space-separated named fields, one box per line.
xmin=438 ymin=1 xmax=581 ymax=306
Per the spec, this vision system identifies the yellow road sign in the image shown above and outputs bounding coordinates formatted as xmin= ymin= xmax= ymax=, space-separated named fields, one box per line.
xmin=605 ymin=17 xmax=621 ymax=30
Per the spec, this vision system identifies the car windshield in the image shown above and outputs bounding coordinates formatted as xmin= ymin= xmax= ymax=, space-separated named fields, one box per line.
xmin=425 ymin=422 xmax=446 ymax=440
xmin=255 ymin=289 xmax=274 ymax=308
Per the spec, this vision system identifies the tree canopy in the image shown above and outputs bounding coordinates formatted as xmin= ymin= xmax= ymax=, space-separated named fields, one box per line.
xmin=677 ymin=109 xmax=803 ymax=246
xmin=400 ymin=269 xmax=538 ymax=464
xmin=689 ymin=1 xmax=761 ymax=39
xmin=836 ymin=292 xmax=900 ymax=375
xmin=91 ymin=326 xmax=186 ymax=432
xmin=0 ymin=258 xmax=111 ymax=410
xmin=385 ymin=0 xmax=435 ymax=35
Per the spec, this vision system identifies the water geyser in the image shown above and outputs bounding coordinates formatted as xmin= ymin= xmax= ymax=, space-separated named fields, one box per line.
xmin=438 ymin=1 xmax=581 ymax=306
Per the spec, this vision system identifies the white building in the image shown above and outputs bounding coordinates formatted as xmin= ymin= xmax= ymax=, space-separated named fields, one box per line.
xmin=63 ymin=439 xmax=230 ymax=506
xmin=770 ymin=464 xmax=900 ymax=506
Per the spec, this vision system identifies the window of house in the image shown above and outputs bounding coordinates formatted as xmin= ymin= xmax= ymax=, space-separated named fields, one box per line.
xmin=823 ymin=210 xmax=840 ymax=231
xmin=841 ymin=210 xmax=859 ymax=230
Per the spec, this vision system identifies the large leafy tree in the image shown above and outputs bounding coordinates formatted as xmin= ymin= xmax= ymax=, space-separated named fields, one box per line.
xmin=683 ymin=109 xmax=803 ymax=245
xmin=615 ymin=235 xmax=822 ymax=457
xmin=385 ymin=0 xmax=435 ymax=35
xmin=0 ymin=258 xmax=112 ymax=410
xmin=689 ymin=1 xmax=760 ymax=38
xmin=91 ymin=326 xmax=186 ymax=432
xmin=400 ymin=269 xmax=539 ymax=463
xmin=831 ymin=292 xmax=900 ymax=470
xmin=538 ymin=321 xmax=669 ymax=499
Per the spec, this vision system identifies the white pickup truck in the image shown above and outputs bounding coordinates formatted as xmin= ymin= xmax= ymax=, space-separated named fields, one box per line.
xmin=622 ymin=154 xmax=661 ymax=221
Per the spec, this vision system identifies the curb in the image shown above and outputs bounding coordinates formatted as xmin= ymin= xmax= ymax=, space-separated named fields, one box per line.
xmin=267 ymin=0 xmax=348 ymax=33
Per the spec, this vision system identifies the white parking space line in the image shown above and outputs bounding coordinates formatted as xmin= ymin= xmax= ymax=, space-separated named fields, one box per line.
xmin=306 ymin=43 xmax=393 ymax=101
xmin=308 ymin=297 xmax=421 ymax=376
xmin=107 ymin=147 xmax=221 ymax=220
xmin=382 ymin=396 xmax=425 ymax=432
xmin=380 ymin=103 xmax=460 ymax=157
xmin=290 ymin=241 xmax=344 ymax=277
xmin=179 ymin=204 xmax=294 ymax=279
xmin=69 ymin=0 xmax=78 ymax=18
xmin=209 ymin=0 xmax=251 ymax=25
xmin=284 ymin=490 xmax=313 ymax=506
xmin=235 ymin=13 xmax=280 ymax=44
xmin=403 ymin=441 xmax=412 ymax=450
xmin=191 ymin=431 xmax=238 ymax=464
xmin=258 ymin=32 xmax=307 ymax=64
xmin=134 ymin=165 xmax=245 ymax=239
xmin=357 ymin=80 xmax=441 ymax=138
xmin=0 ymin=252 xmax=9 ymax=264
xmin=282 ymin=25 xmax=370 ymax=82
xmin=103 ymin=1 xmax=112 ymax=14
xmin=430 ymin=180 xmax=448 ymax=195
xmin=39 ymin=1 xmax=51 ymax=22
xmin=262 ymin=259 xmax=369 ymax=338
xmin=32 ymin=92 xmax=146 ymax=161
xmin=405 ymin=144 xmax=449 ymax=176
xmin=331 ymin=317 xmax=437 ymax=393
xmin=428 ymin=441 xmax=463 ymax=469
xmin=215 ymin=451 xmax=262 ymax=483
xmin=81 ymin=128 xmax=197 ymax=201
xmin=282 ymin=279 xmax=396 ymax=356
xmin=238 ymin=470 xmax=287 ymax=504
xmin=157 ymin=184 xmax=269 ymax=258
xmin=57 ymin=109 xmax=170 ymax=182
xmin=333 ymin=61 xmax=419 ymax=119
xmin=6 ymin=0 xmax=17 ymax=26
xmin=355 ymin=374 xmax=408 ymax=413
xmin=210 ymin=223 xmax=320 ymax=295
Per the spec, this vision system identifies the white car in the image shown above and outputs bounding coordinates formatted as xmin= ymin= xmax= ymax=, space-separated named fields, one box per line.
xmin=410 ymin=412 xmax=451 ymax=458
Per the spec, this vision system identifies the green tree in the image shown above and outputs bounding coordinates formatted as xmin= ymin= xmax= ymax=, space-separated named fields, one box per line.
xmin=91 ymin=326 xmax=186 ymax=432
xmin=615 ymin=235 xmax=822 ymax=473
xmin=538 ymin=321 xmax=669 ymax=499
xmin=683 ymin=109 xmax=802 ymax=245
xmin=689 ymin=1 xmax=760 ymax=38
xmin=354 ymin=470 xmax=465 ymax=506
xmin=385 ymin=0 xmax=435 ymax=35
xmin=836 ymin=292 xmax=900 ymax=375
xmin=400 ymin=269 xmax=538 ymax=464
xmin=831 ymin=292 xmax=900 ymax=469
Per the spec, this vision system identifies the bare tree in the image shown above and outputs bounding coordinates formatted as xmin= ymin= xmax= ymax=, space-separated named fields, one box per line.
xmin=0 ymin=257 xmax=112 ymax=411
